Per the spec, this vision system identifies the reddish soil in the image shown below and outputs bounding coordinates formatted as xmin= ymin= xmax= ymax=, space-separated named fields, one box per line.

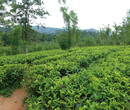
xmin=0 ymin=87 xmax=27 ymax=110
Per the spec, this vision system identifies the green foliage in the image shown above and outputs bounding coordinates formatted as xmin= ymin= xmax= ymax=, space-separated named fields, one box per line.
xmin=1 ymin=32 xmax=10 ymax=46
xmin=60 ymin=7 xmax=79 ymax=49
xmin=6 ymin=45 xmax=127 ymax=110
xmin=0 ymin=64 xmax=28 ymax=97
xmin=0 ymin=0 xmax=9 ymax=26
xmin=83 ymin=36 xmax=96 ymax=46
xmin=0 ymin=39 xmax=129 ymax=109
xmin=0 ymin=46 xmax=12 ymax=56
xmin=0 ymin=32 xmax=10 ymax=46
xmin=0 ymin=49 xmax=65 ymax=66
xmin=57 ymin=31 xmax=69 ymax=50
xmin=29 ymin=41 xmax=60 ymax=52
xmin=0 ymin=0 xmax=49 ymax=53
xmin=0 ymin=41 xmax=60 ymax=56
xmin=9 ymin=25 xmax=23 ymax=54
xmin=20 ymin=46 xmax=130 ymax=109
xmin=72 ymin=29 xmax=81 ymax=47
xmin=0 ymin=33 xmax=4 ymax=45
xmin=120 ymin=9 xmax=130 ymax=45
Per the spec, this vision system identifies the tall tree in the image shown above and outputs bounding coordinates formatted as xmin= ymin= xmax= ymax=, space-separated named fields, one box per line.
xmin=60 ymin=7 xmax=71 ymax=49
xmin=60 ymin=7 xmax=79 ymax=49
xmin=104 ymin=25 xmax=111 ymax=45
xmin=99 ymin=25 xmax=111 ymax=45
xmin=0 ymin=0 xmax=11 ymax=26
xmin=112 ymin=23 xmax=120 ymax=45
xmin=9 ymin=25 xmax=23 ymax=54
xmin=120 ymin=9 xmax=130 ymax=45
xmin=1 ymin=0 xmax=49 ymax=53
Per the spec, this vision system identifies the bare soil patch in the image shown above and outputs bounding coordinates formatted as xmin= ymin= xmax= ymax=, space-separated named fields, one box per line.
xmin=0 ymin=87 xmax=27 ymax=110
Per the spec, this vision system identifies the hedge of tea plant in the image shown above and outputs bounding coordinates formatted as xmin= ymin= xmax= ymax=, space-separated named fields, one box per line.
xmin=0 ymin=49 xmax=66 ymax=66
xmin=22 ymin=46 xmax=129 ymax=109
xmin=0 ymin=64 xmax=28 ymax=97
xmin=0 ymin=46 xmax=129 ymax=109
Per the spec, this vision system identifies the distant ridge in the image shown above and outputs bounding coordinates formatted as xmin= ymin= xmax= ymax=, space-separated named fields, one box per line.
xmin=0 ymin=26 xmax=97 ymax=34
xmin=32 ymin=26 xmax=97 ymax=34
xmin=83 ymin=28 xmax=98 ymax=32
xmin=32 ymin=26 xmax=62 ymax=34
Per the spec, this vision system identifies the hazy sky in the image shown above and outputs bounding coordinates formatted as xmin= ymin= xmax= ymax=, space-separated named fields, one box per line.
xmin=42 ymin=0 xmax=130 ymax=29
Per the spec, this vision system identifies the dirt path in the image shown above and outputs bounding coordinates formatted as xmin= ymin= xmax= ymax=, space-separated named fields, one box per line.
xmin=0 ymin=87 xmax=27 ymax=110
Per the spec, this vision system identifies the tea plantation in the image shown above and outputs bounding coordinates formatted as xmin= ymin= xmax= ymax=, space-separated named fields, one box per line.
xmin=0 ymin=46 xmax=130 ymax=110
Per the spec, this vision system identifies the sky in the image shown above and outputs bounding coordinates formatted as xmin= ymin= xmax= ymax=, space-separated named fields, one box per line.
xmin=42 ymin=0 xmax=130 ymax=29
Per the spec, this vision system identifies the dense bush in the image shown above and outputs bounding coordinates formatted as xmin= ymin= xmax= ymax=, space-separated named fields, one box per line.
xmin=0 ymin=64 xmax=28 ymax=97
xmin=9 ymin=25 xmax=23 ymax=55
xmin=0 ymin=46 xmax=12 ymax=56
xmin=57 ymin=32 xmax=70 ymax=50
xmin=28 ymin=41 xmax=60 ymax=52
xmin=0 ymin=46 xmax=129 ymax=109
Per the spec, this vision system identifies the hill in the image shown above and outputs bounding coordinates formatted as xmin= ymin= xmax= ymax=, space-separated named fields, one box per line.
xmin=32 ymin=26 xmax=62 ymax=34
xmin=0 ymin=26 xmax=98 ymax=34
xmin=32 ymin=26 xmax=98 ymax=34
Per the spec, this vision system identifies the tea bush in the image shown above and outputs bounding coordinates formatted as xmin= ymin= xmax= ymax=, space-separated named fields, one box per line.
xmin=0 ymin=45 xmax=129 ymax=109
xmin=0 ymin=64 xmax=28 ymax=97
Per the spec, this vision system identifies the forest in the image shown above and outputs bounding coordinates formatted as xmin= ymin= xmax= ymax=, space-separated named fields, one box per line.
xmin=0 ymin=0 xmax=130 ymax=110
